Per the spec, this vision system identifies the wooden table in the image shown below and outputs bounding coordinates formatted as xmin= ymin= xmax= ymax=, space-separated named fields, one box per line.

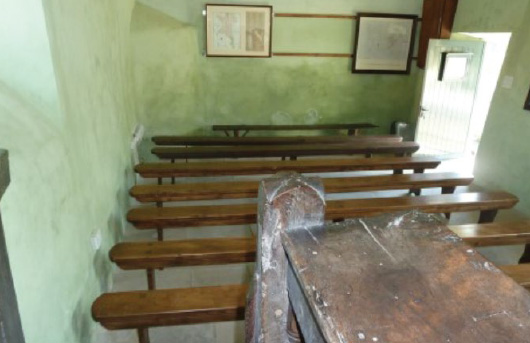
xmin=247 ymin=173 xmax=530 ymax=342
xmin=212 ymin=123 xmax=378 ymax=137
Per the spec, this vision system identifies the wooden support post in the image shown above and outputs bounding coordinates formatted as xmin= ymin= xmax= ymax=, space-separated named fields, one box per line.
xmin=157 ymin=178 xmax=162 ymax=185
xmin=414 ymin=168 xmax=425 ymax=174
xmin=519 ymin=245 xmax=530 ymax=264
xmin=365 ymin=153 xmax=373 ymax=158
xmin=442 ymin=186 xmax=456 ymax=194
xmin=478 ymin=209 xmax=498 ymax=224
xmin=223 ymin=130 xmax=230 ymax=137
xmin=246 ymin=173 xmax=325 ymax=342
xmin=157 ymin=227 xmax=164 ymax=241
xmin=147 ymin=269 xmax=156 ymax=290
xmin=394 ymin=169 xmax=404 ymax=175
xmin=234 ymin=130 xmax=240 ymax=137
xmin=137 ymin=328 xmax=150 ymax=343
xmin=347 ymin=128 xmax=359 ymax=136
xmin=0 ymin=150 xmax=26 ymax=343
xmin=290 ymin=156 xmax=297 ymax=161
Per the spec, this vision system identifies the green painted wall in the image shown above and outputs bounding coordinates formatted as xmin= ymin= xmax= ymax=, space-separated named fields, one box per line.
xmin=453 ymin=0 xmax=530 ymax=216
xmin=133 ymin=0 xmax=423 ymax=148
xmin=0 ymin=0 xmax=137 ymax=342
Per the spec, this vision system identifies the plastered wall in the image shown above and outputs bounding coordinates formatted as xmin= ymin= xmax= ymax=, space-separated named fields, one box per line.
xmin=133 ymin=0 xmax=424 ymax=142
xmin=0 ymin=0 xmax=137 ymax=342
xmin=453 ymin=0 xmax=530 ymax=215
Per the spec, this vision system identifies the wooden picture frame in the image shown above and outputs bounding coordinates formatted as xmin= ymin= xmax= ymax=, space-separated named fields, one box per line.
xmin=525 ymin=87 xmax=530 ymax=111
xmin=205 ymin=4 xmax=273 ymax=58
xmin=352 ymin=13 xmax=418 ymax=74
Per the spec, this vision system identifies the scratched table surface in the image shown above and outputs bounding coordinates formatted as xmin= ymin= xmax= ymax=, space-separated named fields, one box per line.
xmin=282 ymin=212 xmax=530 ymax=343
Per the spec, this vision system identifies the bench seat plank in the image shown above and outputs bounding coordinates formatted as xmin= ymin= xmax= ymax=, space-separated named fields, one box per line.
xmin=450 ymin=221 xmax=530 ymax=247
xmin=135 ymin=156 xmax=441 ymax=178
xmin=111 ymin=223 xmax=530 ymax=271
xmin=92 ymin=284 xmax=247 ymax=330
xmin=500 ymin=264 xmax=530 ymax=289
xmin=152 ymin=135 xmax=401 ymax=146
xmin=127 ymin=192 xmax=518 ymax=229
xmin=212 ymin=123 xmax=378 ymax=133
xmin=151 ymin=142 xmax=419 ymax=160
xmin=130 ymin=172 xmax=473 ymax=202
xmin=110 ymin=237 xmax=256 ymax=270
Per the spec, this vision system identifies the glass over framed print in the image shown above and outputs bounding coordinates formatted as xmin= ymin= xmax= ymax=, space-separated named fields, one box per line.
xmin=206 ymin=4 xmax=273 ymax=57
xmin=353 ymin=13 xmax=418 ymax=74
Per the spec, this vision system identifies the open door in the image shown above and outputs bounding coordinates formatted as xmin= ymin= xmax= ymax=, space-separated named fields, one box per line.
xmin=416 ymin=39 xmax=484 ymax=156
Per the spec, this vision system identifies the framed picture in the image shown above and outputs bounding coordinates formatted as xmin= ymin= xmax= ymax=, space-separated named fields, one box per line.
xmin=205 ymin=4 xmax=273 ymax=57
xmin=524 ymin=91 xmax=530 ymax=111
xmin=352 ymin=13 xmax=418 ymax=74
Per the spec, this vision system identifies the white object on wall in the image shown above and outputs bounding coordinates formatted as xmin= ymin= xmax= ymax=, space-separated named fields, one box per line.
xmin=501 ymin=75 xmax=514 ymax=89
xmin=130 ymin=124 xmax=144 ymax=185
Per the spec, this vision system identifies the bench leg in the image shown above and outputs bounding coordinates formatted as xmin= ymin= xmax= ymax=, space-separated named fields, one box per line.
xmin=410 ymin=189 xmax=421 ymax=196
xmin=157 ymin=178 xmax=162 ymax=185
xmin=414 ymin=168 xmax=425 ymax=174
xmin=365 ymin=153 xmax=373 ymax=158
xmin=393 ymin=169 xmax=404 ymax=175
xmin=147 ymin=269 xmax=156 ymax=290
xmin=478 ymin=210 xmax=498 ymax=224
xmin=290 ymin=156 xmax=297 ymax=161
xmin=519 ymin=245 xmax=530 ymax=264
xmin=442 ymin=186 xmax=456 ymax=194
xmin=137 ymin=328 xmax=150 ymax=343
xmin=282 ymin=156 xmax=286 ymax=161
xmin=157 ymin=228 xmax=164 ymax=241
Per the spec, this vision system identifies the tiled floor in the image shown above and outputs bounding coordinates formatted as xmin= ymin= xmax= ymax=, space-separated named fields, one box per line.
xmin=97 ymin=156 xmax=524 ymax=343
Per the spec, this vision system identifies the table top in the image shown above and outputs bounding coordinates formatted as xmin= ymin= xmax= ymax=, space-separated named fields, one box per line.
xmin=282 ymin=211 xmax=530 ymax=343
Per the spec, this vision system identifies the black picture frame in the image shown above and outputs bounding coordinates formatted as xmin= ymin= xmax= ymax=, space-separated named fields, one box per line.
xmin=352 ymin=13 xmax=418 ymax=75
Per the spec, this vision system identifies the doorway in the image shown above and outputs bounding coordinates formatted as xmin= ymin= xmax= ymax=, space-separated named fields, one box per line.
xmin=415 ymin=34 xmax=511 ymax=172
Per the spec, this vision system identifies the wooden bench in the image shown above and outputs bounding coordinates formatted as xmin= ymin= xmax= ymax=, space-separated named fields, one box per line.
xmin=151 ymin=142 xmax=420 ymax=160
xmin=212 ymin=123 xmax=378 ymax=136
xmin=500 ymin=264 xmax=530 ymax=289
xmin=135 ymin=156 xmax=441 ymax=180
xmin=110 ymin=237 xmax=256 ymax=290
xmin=127 ymin=192 xmax=518 ymax=240
xmin=130 ymin=172 xmax=473 ymax=203
xmin=110 ymin=221 xmax=530 ymax=290
xmin=152 ymin=134 xmax=402 ymax=146
xmin=92 ymin=284 xmax=247 ymax=343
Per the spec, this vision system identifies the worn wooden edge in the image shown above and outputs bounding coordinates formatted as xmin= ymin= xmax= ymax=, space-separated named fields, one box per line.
xmin=0 ymin=150 xmax=10 ymax=201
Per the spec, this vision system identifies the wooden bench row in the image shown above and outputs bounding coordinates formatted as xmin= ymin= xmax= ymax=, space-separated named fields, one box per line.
xmin=110 ymin=221 xmax=530 ymax=290
xmin=211 ymin=123 xmax=378 ymax=136
xmin=151 ymin=142 xmax=420 ymax=160
xmin=130 ymin=172 xmax=473 ymax=203
xmin=152 ymin=134 xmax=402 ymax=146
xmin=127 ymin=192 xmax=518 ymax=238
xmin=94 ymin=262 xmax=530 ymax=339
xmin=135 ymin=156 xmax=442 ymax=179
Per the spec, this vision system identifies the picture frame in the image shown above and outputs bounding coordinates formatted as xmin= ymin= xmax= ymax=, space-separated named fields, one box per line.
xmin=205 ymin=4 xmax=273 ymax=58
xmin=524 ymin=87 xmax=530 ymax=111
xmin=352 ymin=13 xmax=418 ymax=74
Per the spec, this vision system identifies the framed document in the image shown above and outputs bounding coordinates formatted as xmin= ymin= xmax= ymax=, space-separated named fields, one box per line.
xmin=353 ymin=13 xmax=418 ymax=74
xmin=206 ymin=4 xmax=273 ymax=57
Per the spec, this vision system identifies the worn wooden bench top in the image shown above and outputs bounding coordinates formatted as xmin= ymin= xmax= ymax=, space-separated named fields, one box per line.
xmin=151 ymin=142 xmax=420 ymax=160
xmin=130 ymin=172 xmax=473 ymax=202
xmin=127 ymin=192 xmax=518 ymax=229
xmin=92 ymin=284 xmax=247 ymax=330
xmin=152 ymin=135 xmax=401 ymax=146
xmin=135 ymin=156 xmax=441 ymax=178
xmin=282 ymin=213 xmax=530 ymax=342
xmin=110 ymin=222 xmax=530 ymax=271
